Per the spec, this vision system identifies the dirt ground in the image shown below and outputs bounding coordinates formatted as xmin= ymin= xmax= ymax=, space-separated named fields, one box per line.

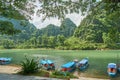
xmin=72 ymin=71 xmax=109 ymax=80
xmin=0 ymin=65 xmax=109 ymax=80
xmin=0 ymin=65 xmax=21 ymax=74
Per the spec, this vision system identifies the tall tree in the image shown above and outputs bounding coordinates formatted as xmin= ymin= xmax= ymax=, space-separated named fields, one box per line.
xmin=0 ymin=21 xmax=20 ymax=35
xmin=60 ymin=18 xmax=76 ymax=37
xmin=1 ymin=0 xmax=119 ymax=20
xmin=0 ymin=0 xmax=120 ymax=35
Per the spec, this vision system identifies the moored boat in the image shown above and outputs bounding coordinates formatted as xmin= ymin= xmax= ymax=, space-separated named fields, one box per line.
xmin=0 ymin=57 xmax=12 ymax=65
xmin=40 ymin=59 xmax=55 ymax=70
xmin=61 ymin=61 xmax=76 ymax=72
xmin=78 ymin=58 xmax=89 ymax=71
xmin=107 ymin=63 xmax=117 ymax=77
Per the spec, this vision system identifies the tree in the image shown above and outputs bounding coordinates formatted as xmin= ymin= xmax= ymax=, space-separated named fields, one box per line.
xmin=74 ymin=4 xmax=120 ymax=43
xmin=56 ymin=35 xmax=65 ymax=46
xmin=60 ymin=18 xmax=77 ymax=37
xmin=0 ymin=0 xmax=120 ymax=35
xmin=0 ymin=21 xmax=20 ymax=35
xmin=48 ymin=36 xmax=56 ymax=48
xmin=1 ymin=0 xmax=119 ymax=20
xmin=41 ymin=35 xmax=49 ymax=47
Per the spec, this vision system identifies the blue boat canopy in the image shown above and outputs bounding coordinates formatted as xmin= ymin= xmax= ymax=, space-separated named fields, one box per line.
xmin=40 ymin=59 xmax=54 ymax=64
xmin=108 ymin=63 xmax=117 ymax=68
xmin=79 ymin=58 xmax=88 ymax=64
xmin=0 ymin=57 xmax=12 ymax=61
xmin=47 ymin=60 xmax=53 ymax=64
xmin=40 ymin=60 xmax=47 ymax=64
xmin=61 ymin=62 xmax=75 ymax=68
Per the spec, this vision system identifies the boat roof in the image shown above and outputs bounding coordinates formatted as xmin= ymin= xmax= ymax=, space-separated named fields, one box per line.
xmin=108 ymin=63 xmax=117 ymax=68
xmin=61 ymin=62 xmax=75 ymax=68
xmin=0 ymin=57 xmax=11 ymax=61
xmin=40 ymin=60 xmax=47 ymax=64
xmin=79 ymin=58 xmax=88 ymax=64
xmin=40 ymin=59 xmax=53 ymax=64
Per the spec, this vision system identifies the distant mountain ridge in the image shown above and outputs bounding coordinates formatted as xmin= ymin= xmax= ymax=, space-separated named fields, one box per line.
xmin=0 ymin=16 xmax=37 ymax=40
xmin=38 ymin=18 xmax=77 ymax=37
xmin=0 ymin=17 xmax=76 ymax=40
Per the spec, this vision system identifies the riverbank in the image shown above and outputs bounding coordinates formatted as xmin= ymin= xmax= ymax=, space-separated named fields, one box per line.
xmin=0 ymin=65 xmax=109 ymax=80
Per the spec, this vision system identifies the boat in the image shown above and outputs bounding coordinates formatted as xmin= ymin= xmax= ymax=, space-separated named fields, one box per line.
xmin=40 ymin=59 xmax=55 ymax=70
xmin=107 ymin=63 xmax=117 ymax=77
xmin=61 ymin=61 xmax=76 ymax=72
xmin=117 ymin=63 xmax=120 ymax=72
xmin=0 ymin=57 xmax=12 ymax=65
xmin=78 ymin=58 xmax=89 ymax=71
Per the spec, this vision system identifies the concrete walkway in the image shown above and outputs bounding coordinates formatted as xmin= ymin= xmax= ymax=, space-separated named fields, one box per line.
xmin=0 ymin=73 xmax=110 ymax=80
xmin=0 ymin=73 xmax=62 ymax=80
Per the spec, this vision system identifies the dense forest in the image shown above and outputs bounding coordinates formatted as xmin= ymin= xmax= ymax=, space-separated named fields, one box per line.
xmin=0 ymin=17 xmax=77 ymax=49
xmin=0 ymin=0 xmax=120 ymax=50
xmin=0 ymin=12 xmax=120 ymax=50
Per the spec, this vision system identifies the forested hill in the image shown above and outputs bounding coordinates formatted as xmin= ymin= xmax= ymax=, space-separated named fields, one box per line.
xmin=37 ymin=18 xmax=77 ymax=37
xmin=60 ymin=18 xmax=77 ymax=37
xmin=0 ymin=17 xmax=76 ymax=39
xmin=0 ymin=16 xmax=37 ymax=40
xmin=74 ymin=12 xmax=120 ymax=44
xmin=0 ymin=17 xmax=77 ymax=49
xmin=37 ymin=24 xmax=60 ymax=36
xmin=1 ymin=9 xmax=119 ymax=50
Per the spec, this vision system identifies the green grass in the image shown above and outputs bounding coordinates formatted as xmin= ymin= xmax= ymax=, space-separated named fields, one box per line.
xmin=0 ymin=49 xmax=120 ymax=79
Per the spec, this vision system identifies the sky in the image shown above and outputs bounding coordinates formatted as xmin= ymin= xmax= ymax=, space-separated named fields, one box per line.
xmin=29 ymin=0 xmax=85 ymax=29
xmin=30 ymin=13 xmax=85 ymax=29
xmin=28 ymin=0 xmax=101 ymax=29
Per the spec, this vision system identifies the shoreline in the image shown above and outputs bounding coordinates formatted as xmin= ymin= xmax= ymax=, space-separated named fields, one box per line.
xmin=0 ymin=65 xmax=109 ymax=80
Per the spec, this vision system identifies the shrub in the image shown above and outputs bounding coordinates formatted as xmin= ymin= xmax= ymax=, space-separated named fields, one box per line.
xmin=50 ymin=70 xmax=77 ymax=79
xmin=0 ymin=46 xmax=5 ymax=49
xmin=20 ymin=57 xmax=40 ymax=74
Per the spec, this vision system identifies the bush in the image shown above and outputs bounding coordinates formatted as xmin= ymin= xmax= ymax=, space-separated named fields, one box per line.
xmin=34 ymin=70 xmax=50 ymax=77
xmin=20 ymin=57 xmax=40 ymax=74
xmin=50 ymin=70 xmax=77 ymax=79
xmin=0 ymin=46 xmax=5 ymax=49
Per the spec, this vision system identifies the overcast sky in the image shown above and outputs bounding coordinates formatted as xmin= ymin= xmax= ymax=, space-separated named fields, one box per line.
xmin=29 ymin=0 xmax=86 ymax=29
xmin=29 ymin=0 xmax=101 ymax=29
xmin=30 ymin=13 xmax=85 ymax=29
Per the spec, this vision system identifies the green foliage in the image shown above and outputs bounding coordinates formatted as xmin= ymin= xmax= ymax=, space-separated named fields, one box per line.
xmin=38 ymin=24 xmax=60 ymax=36
xmin=1 ymin=0 xmax=119 ymax=20
xmin=37 ymin=18 xmax=76 ymax=37
xmin=52 ymin=70 xmax=64 ymax=76
xmin=0 ymin=21 xmax=21 ymax=35
xmin=1 ymin=9 xmax=25 ymax=20
xmin=35 ymin=70 xmax=50 ymax=77
xmin=74 ymin=6 xmax=120 ymax=45
xmin=0 ymin=17 xmax=78 ymax=49
xmin=64 ymin=37 xmax=97 ymax=50
xmin=56 ymin=35 xmax=65 ymax=46
xmin=74 ymin=14 xmax=105 ymax=43
xmin=0 ymin=46 xmax=5 ymax=49
xmin=20 ymin=57 xmax=40 ymax=74
xmin=0 ymin=2 xmax=120 ymax=50
xmin=2 ymin=39 xmax=15 ymax=49
xmin=50 ymin=70 xmax=77 ymax=79
xmin=60 ymin=18 xmax=77 ymax=37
